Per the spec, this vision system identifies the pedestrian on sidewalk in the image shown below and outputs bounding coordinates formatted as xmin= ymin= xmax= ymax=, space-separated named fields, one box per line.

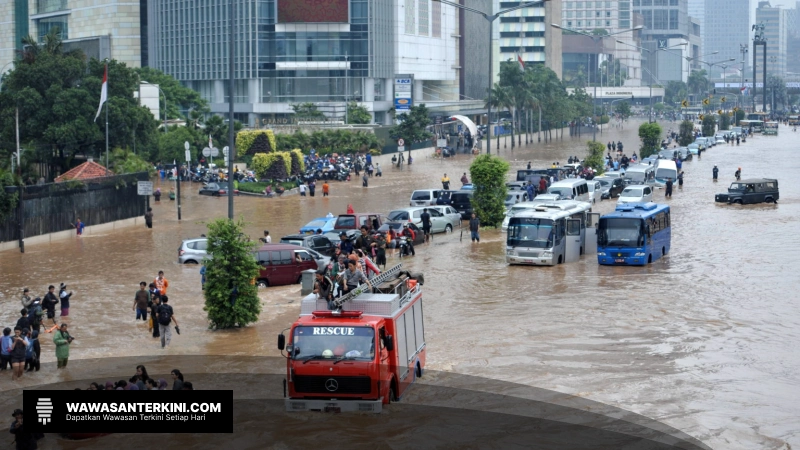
xmin=156 ymin=296 xmax=178 ymax=348
xmin=469 ymin=213 xmax=480 ymax=243
xmin=145 ymin=207 xmax=153 ymax=229
xmin=53 ymin=323 xmax=72 ymax=369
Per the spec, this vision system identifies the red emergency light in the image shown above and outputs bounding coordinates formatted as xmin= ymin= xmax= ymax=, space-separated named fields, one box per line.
xmin=312 ymin=310 xmax=363 ymax=318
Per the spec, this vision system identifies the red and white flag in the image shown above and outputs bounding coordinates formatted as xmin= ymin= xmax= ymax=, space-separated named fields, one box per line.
xmin=94 ymin=64 xmax=108 ymax=122
xmin=517 ymin=53 xmax=525 ymax=71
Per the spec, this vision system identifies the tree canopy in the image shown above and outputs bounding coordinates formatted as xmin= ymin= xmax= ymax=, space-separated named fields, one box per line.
xmin=389 ymin=104 xmax=433 ymax=144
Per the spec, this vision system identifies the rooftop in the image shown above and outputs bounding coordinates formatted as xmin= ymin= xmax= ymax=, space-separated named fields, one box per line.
xmin=54 ymin=161 xmax=110 ymax=183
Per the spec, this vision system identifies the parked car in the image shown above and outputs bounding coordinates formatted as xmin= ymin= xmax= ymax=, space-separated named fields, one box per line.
xmin=409 ymin=189 xmax=442 ymax=206
xmin=178 ymin=238 xmax=208 ymax=264
xmin=532 ymin=193 xmax=561 ymax=202
xmin=291 ymin=246 xmax=330 ymax=272
xmin=429 ymin=205 xmax=462 ymax=229
xmin=436 ymin=190 xmax=457 ymax=205
xmin=279 ymin=234 xmax=337 ymax=257
xmin=505 ymin=191 xmax=527 ymax=208
xmin=376 ymin=222 xmax=425 ymax=246
xmin=323 ymin=230 xmax=359 ymax=248
xmin=199 ymin=182 xmax=230 ymax=196
xmin=254 ymin=244 xmax=319 ymax=287
xmin=617 ymin=185 xmax=654 ymax=205
xmin=715 ymin=178 xmax=779 ymax=204
xmin=596 ymin=176 xmax=625 ymax=199
xmin=449 ymin=190 xmax=475 ymax=219
xmin=715 ymin=137 xmax=726 ymax=145
xmin=687 ymin=143 xmax=701 ymax=155
xmin=333 ymin=213 xmax=384 ymax=232
xmin=387 ymin=207 xmax=456 ymax=233
xmin=460 ymin=184 xmax=475 ymax=190
xmin=298 ymin=217 xmax=337 ymax=234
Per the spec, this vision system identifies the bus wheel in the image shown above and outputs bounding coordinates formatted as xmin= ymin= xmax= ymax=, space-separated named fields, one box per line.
xmin=388 ymin=382 xmax=398 ymax=403
xmin=580 ymin=246 xmax=584 ymax=255
xmin=648 ymin=254 xmax=652 ymax=264
xmin=557 ymin=255 xmax=563 ymax=264
xmin=765 ymin=197 xmax=774 ymax=203
xmin=662 ymin=247 xmax=666 ymax=256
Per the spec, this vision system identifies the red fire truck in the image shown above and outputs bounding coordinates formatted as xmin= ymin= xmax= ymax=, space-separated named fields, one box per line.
xmin=278 ymin=264 xmax=425 ymax=412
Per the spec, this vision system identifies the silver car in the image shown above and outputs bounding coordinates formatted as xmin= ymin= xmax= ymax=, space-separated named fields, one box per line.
xmin=429 ymin=205 xmax=462 ymax=231
xmin=292 ymin=247 xmax=330 ymax=272
xmin=178 ymin=238 xmax=208 ymax=264
xmin=388 ymin=206 xmax=456 ymax=233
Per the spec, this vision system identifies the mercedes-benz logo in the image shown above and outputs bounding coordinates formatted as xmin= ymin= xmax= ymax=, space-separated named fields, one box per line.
xmin=325 ymin=378 xmax=339 ymax=392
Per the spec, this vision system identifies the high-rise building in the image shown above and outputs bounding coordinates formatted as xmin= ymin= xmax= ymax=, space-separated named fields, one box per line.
xmin=633 ymin=0 xmax=694 ymax=84
xmin=755 ymin=1 xmax=787 ymax=78
xmin=687 ymin=0 xmax=703 ymax=47
xmin=560 ymin=0 xmax=643 ymax=86
xmin=494 ymin=0 xmax=562 ymax=83
xmin=703 ymin=0 xmax=749 ymax=74
xmin=148 ymin=0 xmax=501 ymax=126
xmin=0 ymin=1 xmax=147 ymax=75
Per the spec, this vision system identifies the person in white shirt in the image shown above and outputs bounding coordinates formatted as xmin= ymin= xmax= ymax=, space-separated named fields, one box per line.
xmin=260 ymin=230 xmax=271 ymax=244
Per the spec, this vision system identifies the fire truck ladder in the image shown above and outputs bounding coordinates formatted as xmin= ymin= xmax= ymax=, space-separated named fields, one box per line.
xmin=333 ymin=263 xmax=404 ymax=309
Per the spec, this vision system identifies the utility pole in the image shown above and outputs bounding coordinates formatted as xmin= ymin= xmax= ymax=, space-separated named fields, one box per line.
xmin=345 ymin=52 xmax=349 ymax=125
xmin=740 ymin=43 xmax=748 ymax=111
xmin=227 ymin=0 xmax=235 ymax=220
xmin=15 ymin=107 xmax=21 ymax=177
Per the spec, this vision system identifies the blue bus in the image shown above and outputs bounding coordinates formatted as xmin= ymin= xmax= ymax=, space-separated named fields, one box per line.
xmin=597 ymin=202 xmax=671 ymax=265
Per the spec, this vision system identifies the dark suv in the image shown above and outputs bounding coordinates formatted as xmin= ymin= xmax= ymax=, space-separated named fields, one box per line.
xmin=715 ymin=178 xmax=779 ymax=204
xmin=449 ymin=190 xmax=475 ymax=219
xmin=596 ymin=176 xmax=625 ymax=199
xmin=279 ymin=234 xmax=337 ymax=257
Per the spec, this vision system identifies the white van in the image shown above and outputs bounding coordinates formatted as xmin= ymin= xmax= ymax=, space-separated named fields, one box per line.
xmin=654 ymin=159 xmax=678 ymax=186
xmin=587 ymin=179 xmax=601 ymax=204
xmin=547 ymin=179 xmax=590 ymax=202
xmin=409 ymin=189 xmax=441 ymax=206
xmin=624 ymin=164 xmax=656 ymax=186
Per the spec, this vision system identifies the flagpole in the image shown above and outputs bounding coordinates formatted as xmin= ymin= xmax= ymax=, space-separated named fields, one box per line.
xmin=105 ymin=88 xmax=109 ymax=176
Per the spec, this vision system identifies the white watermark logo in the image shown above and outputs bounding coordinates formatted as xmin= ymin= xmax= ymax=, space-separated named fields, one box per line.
xmin=36 ymin=398 xmax=54 ymax=425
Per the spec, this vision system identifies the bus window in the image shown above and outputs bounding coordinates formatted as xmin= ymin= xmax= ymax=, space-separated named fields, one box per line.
xmin=567 ymin=219 xmax=581 ymax=236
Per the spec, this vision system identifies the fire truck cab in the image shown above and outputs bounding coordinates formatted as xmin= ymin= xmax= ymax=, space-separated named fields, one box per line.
xmin=279 ymin=265 xmax=425 ymax=412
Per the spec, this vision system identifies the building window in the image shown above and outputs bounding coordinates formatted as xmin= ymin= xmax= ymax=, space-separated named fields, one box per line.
xmin=641 ymin=10 xmax=652 ymax=29
xmin=577 ymin=20 xmax=582 ymax=27
xmin=633 ymin=0 xmax=639 ymax=4
xmin=654 ymin=0 xmax=667 ymax=5
xmin=405 ymin=0 xmax=415 ymax=34
xmin=576 ymin=2 xmax=583 ymax=8
xmin=669 ymin=9 xmax=678 ymax=29
xmin=620 ymin=11 xmax=630 ymax=19
xmin=567 ymin=20 xmax=573 ymax=27
xmin=620 ymin=19 xmax=630 ymax=28
xmin=418 ymin=0 xmax=429 ymax=36
xmin=432 ymin=0 xmax=441 ymax=37
xmin=577 ymin=10 xmax=583 ymax=18
xmin=606 ymin=20 xmax=611 ymax=26
xmin=37 ymin=16 xmax=68 ymax=40
xmin=669 ymin=0 xmax=677 ymax=4
xmin=36 ymin=0 xmax=67 ymax=14
xmin=566 ymin=11 xmax=573 ymax=18
xmin=596 ymin=11 xmax=601 ymax=17
xmin=606 ymin=11 xmax=611 ymax=17
xmin=619 ymin=1 xmax=630 ymax=10
xmin=641 ymin=0 xmax=651 ymax=5
xmin=653 ymin=9 xmax=667 ymax=29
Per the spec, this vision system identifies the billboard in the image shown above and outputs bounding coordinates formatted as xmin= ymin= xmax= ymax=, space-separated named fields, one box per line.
xmin=394 ymin=76 xmax=413 ymax=112
xmin=278 ymin=0 xmax=349 ymax=23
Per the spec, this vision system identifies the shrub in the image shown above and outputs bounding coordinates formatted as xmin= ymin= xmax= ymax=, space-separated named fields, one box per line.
xmin=237 ymin=130 xmax=276 ymax=155
xmin=584 ymin=140 xmax=606 ymax=172
xmin=252 ymin=152 xmax=291 ymax=180
xmin=702 ymin=115 xmax=717 ymax=137
xmin=678 ymin=120 xmax=695 ymax=146
xmin=469 ymin=154 xmax=509 ymax=227
xmin=290 ymin=149 xmax=305 ymax=174
xmin=638 ymin=122 xmax=663 ymax=158
xmin=203 ymin=218 xmax=261 ymax=329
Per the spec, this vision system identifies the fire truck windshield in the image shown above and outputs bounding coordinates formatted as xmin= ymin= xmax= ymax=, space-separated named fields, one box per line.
xmin=291 ymin=326 xmax=376 ymax=361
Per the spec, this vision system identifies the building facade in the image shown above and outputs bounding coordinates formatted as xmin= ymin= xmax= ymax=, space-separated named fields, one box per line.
xmin=561 ymin=0 xmax=643 ymax=86
xmin=703 ymin=0 xmax=748 ymax=75
xmin=0 ymin=0 xmax=146 ymax=73
xmin=148 ymin=0 xmax=466 ymax=126
xmin=632 ymin=0 xmax=693 ymax=84
xmin=755 ymin=1 xmax=787 ymax=78
xmin=494 ymin=0 xmax=562 ymax=84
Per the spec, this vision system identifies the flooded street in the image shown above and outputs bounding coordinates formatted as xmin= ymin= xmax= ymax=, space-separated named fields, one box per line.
xmin=1 ymin=119 xmax=799 ymax=449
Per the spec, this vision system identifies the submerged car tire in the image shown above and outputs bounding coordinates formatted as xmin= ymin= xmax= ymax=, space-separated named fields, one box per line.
xmin=257 ymin=279 xmax=269 ymax=288
xmin=765 ymin=197 xmax=774 ymax=203
xmin=445 ymin=224 xmax=453 ymax=233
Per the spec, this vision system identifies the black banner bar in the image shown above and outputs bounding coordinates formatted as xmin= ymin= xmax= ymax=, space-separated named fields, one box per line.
xmin=23 ymin=390 xmax=233 ymax=433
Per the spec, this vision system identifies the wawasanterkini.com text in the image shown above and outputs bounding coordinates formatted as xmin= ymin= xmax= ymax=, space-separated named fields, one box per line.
xmin=66 ymin=402 xmax=221 ymax=413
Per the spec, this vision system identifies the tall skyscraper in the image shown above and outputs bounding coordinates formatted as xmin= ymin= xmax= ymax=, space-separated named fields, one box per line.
xmin=704 ymin=0 xmax=749 ymax=74
xmin=633 ymin=0 xmax=694 ymax=84
xmin=494 ymin=0 xmax=562 ymax=84
xmin=755 ymin=1 xmax=787 ymax=77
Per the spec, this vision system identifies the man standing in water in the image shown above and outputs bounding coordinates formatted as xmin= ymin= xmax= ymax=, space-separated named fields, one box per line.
xmin=145 ymin=207 xmax=154 ymax=229
xmin=156 ymin=296 xmax=178 ymax=348
xmin=713 ymin=165 xmax=719 ymax=180
xmin=154 ymin=271 xmax=169 ymax=297
xmin=469 ymin=213 xmax=480 ymax=243
xmin=53 ymin=323 xmax=72 ymax=369
xmin=665 ymin=177 xmax=673 ymax=198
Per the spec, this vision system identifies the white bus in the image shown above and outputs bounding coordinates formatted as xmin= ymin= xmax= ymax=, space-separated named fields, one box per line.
xmin=502 ymin=199 xmax=557 ymax=232
xmin=624 ymin=164 xmax=656 ymax=186
xmin=506 ymin=201 xmax=597 ymax=265
xmin=654 ymin=159 xmax=678 ymax=187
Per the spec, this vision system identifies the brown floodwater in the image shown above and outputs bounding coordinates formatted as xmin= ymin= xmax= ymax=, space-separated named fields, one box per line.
xmin=1 ymin=120 xmax=799 ymax=449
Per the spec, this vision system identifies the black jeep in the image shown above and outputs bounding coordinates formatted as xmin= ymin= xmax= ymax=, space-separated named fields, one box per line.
xmin=715 ymin=178 xmax=779 ymax=204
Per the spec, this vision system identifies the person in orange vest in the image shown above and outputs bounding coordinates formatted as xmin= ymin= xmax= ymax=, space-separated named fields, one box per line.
xmin=154 ymin=271 xmax=169 ymax=297
xmin=322 ymin=182 xmax=330 ymax=197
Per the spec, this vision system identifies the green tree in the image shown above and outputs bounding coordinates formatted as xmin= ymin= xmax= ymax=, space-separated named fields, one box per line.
xmin=767 ymin=75 xmax=787 ymax=111
xmin=688 ymin=70 xmax=709 ymax=97
xmin=203 ymin=218 xmax=261 ymax=329
xmin=719 ymin=113 xmax=731 ymax=130
xmin=678 ymin=120 xmax=695 ymax=146
xmin=291 ymin=103 xmax=326 ymax=120
xmin=110 ymin=148 xmax=154 ymax=175
xmin=665 ymin=80 xmax=688 ymax=105
xmin=614 ymin=101 xmax=632 ymax=120
xmin=346 ymin=102 xmax=372 ymax=124
xmin=584 ymin=140 xmax=606 ymax=172
xmin=701 ymin=115 xmax=717 ymax=137
xmin=469 ymin=154 xmax=509 ymax=227
xmin=735 ymin=109 xmax=745 ymax=125
xmin=0 ymin=169 xmax=20 ymax=222
xmin=389 ymin=104 xmax=433 ymax=144
xmin=638 ymin=122 xmax=662 ymax=158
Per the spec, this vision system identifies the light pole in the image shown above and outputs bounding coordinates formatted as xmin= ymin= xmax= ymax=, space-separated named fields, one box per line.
xmin=740 ymin=44 xmax=748 ymax=111
xmin=616 ymin=40 xmax=687 ymax=123
xmin=552 ymin=24 xmax=643 ymax=141
xmin=140 ymin=81 xmax=167 ymax=133
xmin=434 ymin=0 xmax=549 ymax=154
xmin=344 ymin=52 xmax=349 ymax=125
xmin=227 ymin=0 xmax=235 ymax=220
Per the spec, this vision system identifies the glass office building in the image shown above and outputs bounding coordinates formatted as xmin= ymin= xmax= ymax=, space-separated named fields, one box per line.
xmin=148 ymin=0 xmax=459 ymax=126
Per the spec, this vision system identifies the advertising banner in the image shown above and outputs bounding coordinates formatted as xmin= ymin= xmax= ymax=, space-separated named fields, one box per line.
xmin=278 ymin=0 xmax=348 ymax=23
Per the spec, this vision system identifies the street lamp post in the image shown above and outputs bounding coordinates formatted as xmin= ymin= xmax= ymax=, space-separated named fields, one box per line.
xmin=740 ymin=44 xmax=748 ymax=111
xmin=227 ymin=0 xmax=235 ymax=220
xmin=553 ymin=24 xmax=643 ymax=141
xmin=140 ymin=81 xmax=167 ymax=133
xmin=434 ymin=0 xmax=549 ymax=154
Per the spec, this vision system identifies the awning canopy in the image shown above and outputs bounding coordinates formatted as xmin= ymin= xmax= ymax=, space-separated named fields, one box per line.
xmin=449 ymin=115 xmax=478 ymax=139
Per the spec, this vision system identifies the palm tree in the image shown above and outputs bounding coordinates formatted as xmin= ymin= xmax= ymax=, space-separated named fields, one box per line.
xmin=485 ymin=83 xmax=509 ymax=150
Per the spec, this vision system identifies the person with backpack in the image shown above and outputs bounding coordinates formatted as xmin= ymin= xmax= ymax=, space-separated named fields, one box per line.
xmin=156 ymin=296 xmax=179 ymax=349
xmin=16 ymin=310 xmax=30 ymax=333
xmin=24 ymin=330 xmax=40 ymax=373
xmin=26 ymin=301 xmax=43 ymax=333
xmin=41 ymin=285 xmax=59 ymax=326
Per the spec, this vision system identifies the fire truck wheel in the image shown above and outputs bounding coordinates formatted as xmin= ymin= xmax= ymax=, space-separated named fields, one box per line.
xmin=388 ymin=382 xmax=398 ymax=403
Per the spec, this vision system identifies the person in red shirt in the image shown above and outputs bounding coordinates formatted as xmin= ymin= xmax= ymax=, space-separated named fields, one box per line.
xmin=154 ymin=271 xmax=169 ymax=297
xmin=538 ymin=177 xmax=547 ymax=194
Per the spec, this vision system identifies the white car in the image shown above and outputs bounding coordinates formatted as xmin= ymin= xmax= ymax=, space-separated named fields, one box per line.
xmin=587 ymin=180 xmax=601 ymax=204
xmin=429 ymin=205 xmax=462 ymax=230
xmin=617 ymin=185 xmax=654 ymax=205
xmin=388 ymin=207 xmax=455 ymax=234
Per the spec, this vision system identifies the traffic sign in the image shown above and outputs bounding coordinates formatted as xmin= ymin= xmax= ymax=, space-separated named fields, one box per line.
xmin=398 ymin=146 xmax=405 ymax=152
xmin=223 ymin=146 xmax=229 ymax=157
xmin=718 ymin=110 xmax=723 ymax=115
xmin=185 ymin=150 xmax=191 ymax=162
xmin=210 ymin=147 xmax=220 ymax=157
xmin=202 ymin=147 xmax=211 ymax=157
xmin=681 ymin=100 xmax=688 ymax=108
xmin=137 ymin=181 xmax=153 ymax=196
xmin=699 ymin=114 xmax=705 ymax=121
xmin=721 ymin=97 xmax=726 ymax=102
xmin=397 ymin=138 xmax=405 ymax=146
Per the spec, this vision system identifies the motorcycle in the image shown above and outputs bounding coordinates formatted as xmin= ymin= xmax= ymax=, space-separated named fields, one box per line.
xmin=397 ymin=236 xmax=410 ymax=258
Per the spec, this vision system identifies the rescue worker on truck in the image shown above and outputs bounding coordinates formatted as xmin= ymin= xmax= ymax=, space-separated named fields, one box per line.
xmin=342 ymin=260 xmax=371 ymax=296
xmin=313 ymin=270 xmax=335 ymax=310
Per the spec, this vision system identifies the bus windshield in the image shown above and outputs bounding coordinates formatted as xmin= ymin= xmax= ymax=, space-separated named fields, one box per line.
xmin=508 ymin=218 xmax=554 ymax=248
xmin=655 ymin=167 xmax=676 ymax=180
xmin=598 ymin=218 xmax=644 ymax=248
xmin=626 ymin=171 xmax=647 ymax=182
xmin=291 ymin=326 xmax=375 ymax=361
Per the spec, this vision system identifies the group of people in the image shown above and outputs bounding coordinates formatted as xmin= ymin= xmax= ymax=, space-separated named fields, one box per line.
xmin=133 ymin=271 xmax=179 ymax=349
xmin=79 ymin=366 xmax=192 ymax=391
xmin=2 ymin=285 xmax=75 ymax=381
